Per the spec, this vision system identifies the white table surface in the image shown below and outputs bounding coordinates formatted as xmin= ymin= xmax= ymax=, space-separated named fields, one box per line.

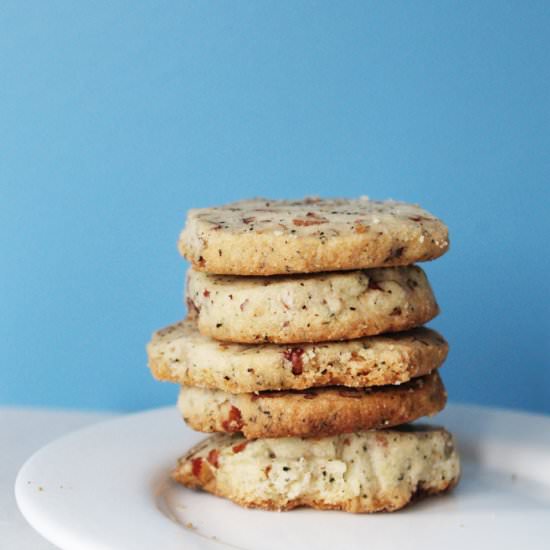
xmin=1 ymin=407 xmax=114 ymax=549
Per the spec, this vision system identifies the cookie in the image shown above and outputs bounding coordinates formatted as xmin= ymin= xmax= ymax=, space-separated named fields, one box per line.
xmin=148 ymin=320 xmax=448 ymax=393
xmin=186 ymin=265 xmax=438 ymax=344
xmin=179 ymin=197 xmax=449 ymax=276
xmin=177 ymin=371 xmax=446 ymax=439
xmin=172 ymin=425 xmax=460 ymax=512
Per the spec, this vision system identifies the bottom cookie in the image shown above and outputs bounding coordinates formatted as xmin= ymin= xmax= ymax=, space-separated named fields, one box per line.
xmin=172 ymin=426 xmax=460 ymax=513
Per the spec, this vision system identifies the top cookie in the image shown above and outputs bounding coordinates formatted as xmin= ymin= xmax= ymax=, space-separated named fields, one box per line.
xmin=179 ymin=197 xmax=449 ymax=276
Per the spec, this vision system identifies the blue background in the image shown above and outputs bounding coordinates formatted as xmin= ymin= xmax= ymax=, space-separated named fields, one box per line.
xmin=2 ymin=2 xmax=549 ymax=413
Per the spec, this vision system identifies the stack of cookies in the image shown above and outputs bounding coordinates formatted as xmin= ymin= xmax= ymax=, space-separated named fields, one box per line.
xmin=148 ymin=197 xmax=460 ymax=513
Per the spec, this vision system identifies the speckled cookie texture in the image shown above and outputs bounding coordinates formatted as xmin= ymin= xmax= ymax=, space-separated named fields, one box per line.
xmin=179 ymin=197 xmax=449 ymax=276
xmin=172 ymin=425 xmax=460 ymax=512
xmin=177 ymin=371 xmax=446 ymax=439
xmin=148 ymin=320 xmax=448 ymax=393
xmin=186 ymin=265 xmax=438 ymax=344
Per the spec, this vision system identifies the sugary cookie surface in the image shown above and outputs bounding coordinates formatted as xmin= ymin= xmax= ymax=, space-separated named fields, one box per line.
xmin=179 ymin=197 xmax=449 ymax=275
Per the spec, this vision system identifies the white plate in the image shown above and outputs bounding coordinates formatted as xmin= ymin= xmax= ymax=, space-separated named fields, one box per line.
xmin=16 ymin=404 xmax=550 ymax=550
